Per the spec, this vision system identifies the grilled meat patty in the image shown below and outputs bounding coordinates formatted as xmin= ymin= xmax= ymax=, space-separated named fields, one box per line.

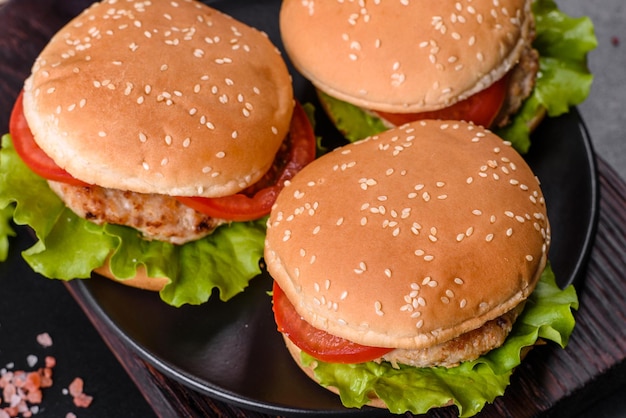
xmin=382 ymin=304 xmax=523 ymax=368
xmin=492 ymin=44 xmax=540 ymax=128
xmin=48 ymin=181 xmax=225 ymax=245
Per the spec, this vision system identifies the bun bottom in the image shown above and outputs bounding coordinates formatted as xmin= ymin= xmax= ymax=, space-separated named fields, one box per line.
xmin=93 ymin=262 xmax=168 ymax=292
xmin=526 ymin=106 xmax=547 ymax=132
xmin=281 ymin=335 xmax=388 ymax=410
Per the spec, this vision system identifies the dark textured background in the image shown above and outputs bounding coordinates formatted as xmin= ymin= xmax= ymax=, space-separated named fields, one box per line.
xmin=0 ymin=1 xmax=624 ymax=417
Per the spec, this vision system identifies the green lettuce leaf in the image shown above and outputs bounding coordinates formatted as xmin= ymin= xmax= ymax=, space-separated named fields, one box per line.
xmin=0 ymin=204 xmax=16 ymax=261
xmin=0 ymin=134 xmax=265 ymax=306
xmin=303 ymin=264 xmax=578 ymax=417
xmin=494 ymin=0 xmax=597 ymax=152
xmin=319 ymin=0 xmax=596 ymax=153
xmin=318 ymin=90 xmax=388 ymax=143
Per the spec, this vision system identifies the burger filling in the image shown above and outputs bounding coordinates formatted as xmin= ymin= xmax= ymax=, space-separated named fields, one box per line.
xmin=10 ymin=94 xmax=317 ymax=244
xmin=491 ymin=45 xmax=540 ymax=128
xmin=372 ymin=44 xmax=540 ymax=130
xmin=47 ymin=181 xmax=224 ymax=245
xmin=273 ymin=281 xmax=523 ymax=368
xmin=381 ymin=304 xmax=524 ymax=368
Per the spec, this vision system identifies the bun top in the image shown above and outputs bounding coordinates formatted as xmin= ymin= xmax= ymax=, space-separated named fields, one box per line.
xmin=23 ymin=0 xmax=293 ymax=197
xmin=265 ymin=120 xmax=549 ymax=350
xmin=280 ymin=0 xmax=533 ymax=113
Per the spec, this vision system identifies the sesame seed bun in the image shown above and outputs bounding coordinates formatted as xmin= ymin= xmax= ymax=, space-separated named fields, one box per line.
xmin=94 ymin=261 xmax=168 ymax=292
xmin=265 ymin=120 xmax=550 ymax=350
xmin=279 ymin=0 xmax=533 ymax=113
xmin=22 ymin=0 xmax=294 ymax=197
xmin=281 ymin=336 xmax=390 ymax=409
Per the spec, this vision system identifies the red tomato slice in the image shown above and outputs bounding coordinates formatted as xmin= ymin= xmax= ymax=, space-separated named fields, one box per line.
xmin=177 ymin=101 xmax=317 ymax=222
xmin=272 ymin=281 xmax=394 ymax=364
xmin=9 ymin=91 xmax=90 ymax=187
xmin=375 ymin=73 xmax=510 ymax=128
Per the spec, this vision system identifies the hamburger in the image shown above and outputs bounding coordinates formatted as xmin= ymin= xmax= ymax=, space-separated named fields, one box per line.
xmin=279 ymin=0 xmax=596 ymax=153
xmin=265 ymin=120 xmax=578 ymax=415
xmin=0 ymin=0 xmax=316 ymax=306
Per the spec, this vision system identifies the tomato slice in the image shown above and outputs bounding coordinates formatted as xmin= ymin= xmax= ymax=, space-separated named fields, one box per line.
xmin=9 ymin=91 xmax=90 ymax=187
xmin=272 ymin=281 xmax=394 ymax=364
xmin=177 ymin=101 xmax=317 ymax=222
xmin=375 ymin=73 xmax=510 ymax=128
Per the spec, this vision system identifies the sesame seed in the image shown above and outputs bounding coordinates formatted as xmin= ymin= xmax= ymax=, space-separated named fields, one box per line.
xmin=374 ymin=301 xmax=384 ymax=316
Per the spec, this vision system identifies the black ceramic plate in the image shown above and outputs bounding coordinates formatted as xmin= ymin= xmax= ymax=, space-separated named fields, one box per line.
xmin=2 ymin=0 xmax=598 ymax=416
xmin=68 ymin=113 xmax=598 ymax=418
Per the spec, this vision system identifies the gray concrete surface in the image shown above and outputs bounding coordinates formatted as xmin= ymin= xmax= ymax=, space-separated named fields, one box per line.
xmin=559 ymin=1 xmax=625 ymax=180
